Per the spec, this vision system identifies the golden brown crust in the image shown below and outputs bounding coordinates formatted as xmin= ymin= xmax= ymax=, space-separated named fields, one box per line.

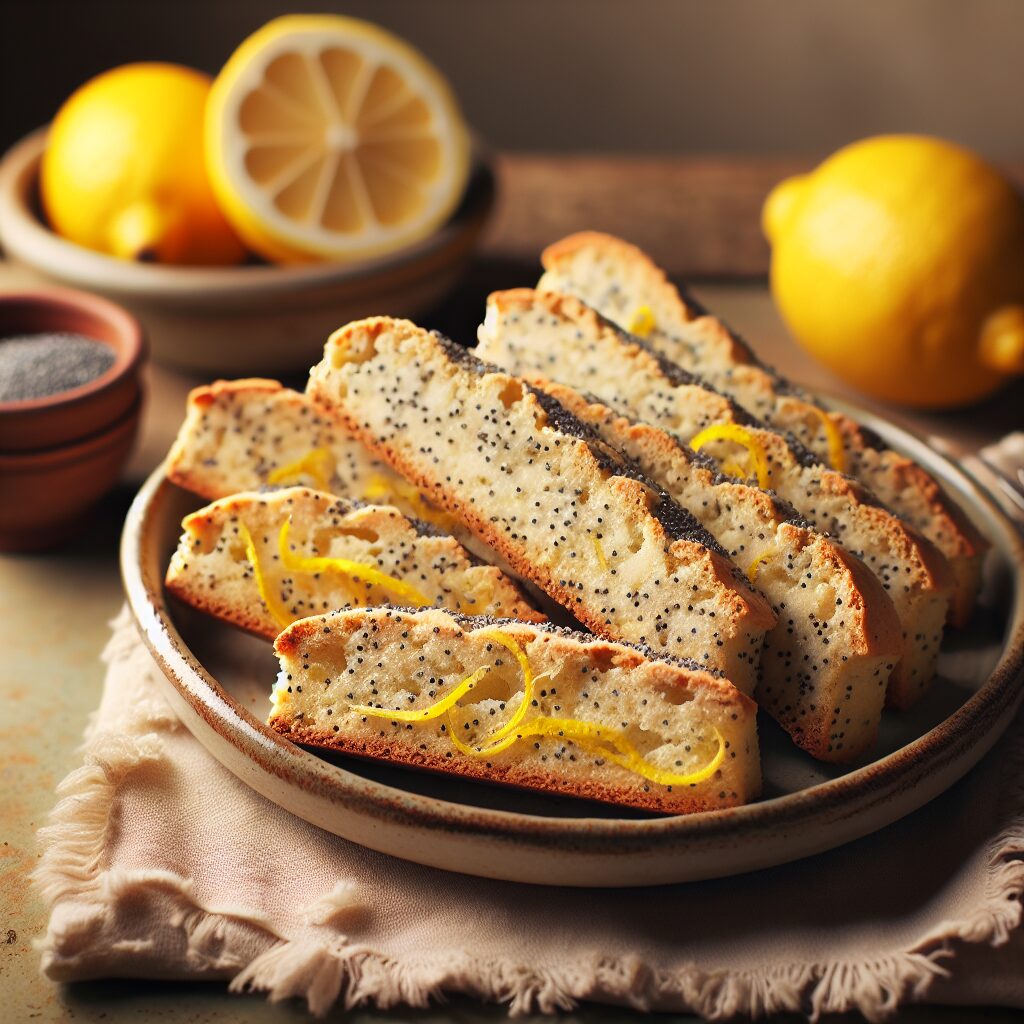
xmin=270 ymin=718 xmax=747 ymax=815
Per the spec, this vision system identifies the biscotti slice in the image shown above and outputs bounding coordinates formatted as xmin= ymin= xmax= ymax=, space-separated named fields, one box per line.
xmin=539 ymin=231 xmax=986 ymax=626
xmin=531 ymin=379 xmax=902 ymax=761
xmin=307 ymin=317 xmax=776 ymax=694
xmin=477 ymin=288 xmax=952 ymax=710
xmin=166 ymin=378 xmax=451 ymax=529
xmin=165 ymin=486 xmax=544 ymax=639
xmin=270 ymin=607 xmax=760 ymax=813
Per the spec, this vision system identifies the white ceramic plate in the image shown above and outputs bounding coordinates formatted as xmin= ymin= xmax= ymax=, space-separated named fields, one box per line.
xmin=121 ymin=404 xmax=1024 ymax=887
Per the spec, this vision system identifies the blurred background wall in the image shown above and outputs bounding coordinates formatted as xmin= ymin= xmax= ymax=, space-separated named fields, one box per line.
xmin=1 ymin=0 xmax=1021 ymax=159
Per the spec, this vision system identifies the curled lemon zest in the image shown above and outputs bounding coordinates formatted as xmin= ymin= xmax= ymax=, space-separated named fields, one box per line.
xmin=468 ymin=629 xmax=540 ymax=747
xmin=239 ymin=522 xmax=293 ymax=629
xmin=453 ymin=713 xmax=725 ymax=788
xmin=592 ymin=535 xmax=609 ymax=571
xmin=747 ymin=547 xmax=774 ymax=584
xmin=363 ymin=473 xmax=451 ymax=528
xmin=812 ymin=408 xmax=847 ymax=475
xmin=352 ymin=666 xmax=491 ymax=722
xmin=267 ymin=448 xmax=335 ymax=491
xmin=278 ymin=518 xmax=431 ymax=607
xmin=362 ymin=473 xmax=397 ymax=503
xmin=690 ymin=423 xmax=771 ymax=490
xmin=626 ymin=304 xmax=656 ymax=339
xmin=446 ymin=630 xmax=725 ymax=788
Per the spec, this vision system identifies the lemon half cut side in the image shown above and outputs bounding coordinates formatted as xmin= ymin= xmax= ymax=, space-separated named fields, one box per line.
xmin=206 ymin=15 xmax=471 ymax=264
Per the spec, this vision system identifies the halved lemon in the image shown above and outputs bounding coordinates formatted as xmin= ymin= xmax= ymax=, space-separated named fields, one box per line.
xmin=206 ymin=15 xmax=471 ymax=264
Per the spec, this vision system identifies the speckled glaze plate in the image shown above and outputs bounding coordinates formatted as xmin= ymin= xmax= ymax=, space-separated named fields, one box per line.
xmin=121 ymin=404 xmax=1024 ymax=887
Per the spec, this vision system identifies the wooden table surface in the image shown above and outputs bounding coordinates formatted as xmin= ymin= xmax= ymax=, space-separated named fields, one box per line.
xmin=2 ymin=155 xmax=1022 ymax=1024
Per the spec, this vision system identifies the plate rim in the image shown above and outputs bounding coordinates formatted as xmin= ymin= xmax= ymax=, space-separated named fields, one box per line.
xmin=121 ymin=405 xmax=1024 ymax=866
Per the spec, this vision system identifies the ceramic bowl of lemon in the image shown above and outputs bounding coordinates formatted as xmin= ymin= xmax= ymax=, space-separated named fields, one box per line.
xmin=0 ymin=17 xmax=494 ymax=375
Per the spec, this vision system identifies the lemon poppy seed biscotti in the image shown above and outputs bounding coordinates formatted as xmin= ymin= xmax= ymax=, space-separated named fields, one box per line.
xmin=307 ymin=316 xmax=776 ymax=694
xmin=165 ymin=486 xmax=544 ymax=640
xmin=165 ymin=378 xmax=452 ymax=529
xmin=476 ymin=288 xmax=952 ymax=711
xmin=538 ymin=231 xmax=987 ymax=626
xmin=269 ymin=607 xmax=761 ymax=813
xmin=530 ymin=378 xmax=902 ymax=762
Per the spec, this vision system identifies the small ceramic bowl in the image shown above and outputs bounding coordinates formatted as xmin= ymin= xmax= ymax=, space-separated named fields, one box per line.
xmin=0 ymin=286 xmax=145 ymax=551
xmin=0 ymin=288 xmax=144 ymax=451
xmin=0 ymin=130 xmax=496 ymax=376
xmin=0 ymin=400 xmax=141 ymax=550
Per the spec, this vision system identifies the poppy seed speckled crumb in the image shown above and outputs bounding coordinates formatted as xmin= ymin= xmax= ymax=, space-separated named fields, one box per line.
xmin=476 ymin=288 xmax=952 ymax=712
xmin=307 ymin=317 xmax=777 ymax=695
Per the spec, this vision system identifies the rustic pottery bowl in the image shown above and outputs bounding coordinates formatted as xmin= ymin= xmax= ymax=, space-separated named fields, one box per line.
xmin=0 ymin=398 xmax=141 ymax=550
xmin=0 ymin=130 xmax=496 ymax=376
xmin=0 ymin=286 xmax=145 ymax=550
xmin=0 ymin=288 xmax=144 ymax=451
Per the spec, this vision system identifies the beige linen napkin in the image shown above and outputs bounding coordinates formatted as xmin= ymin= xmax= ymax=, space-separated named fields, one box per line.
xmin=31 ymin=603 xmax=1024 ymax=1021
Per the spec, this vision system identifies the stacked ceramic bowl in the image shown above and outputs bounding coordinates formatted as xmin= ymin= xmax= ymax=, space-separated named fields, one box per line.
xmin=0 ymin=289 xmax=144 ymax=550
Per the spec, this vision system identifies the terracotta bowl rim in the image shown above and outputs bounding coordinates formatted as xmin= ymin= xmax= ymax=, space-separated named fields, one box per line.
xmin=0 ymin=286 xmax=145 ymax=417
xmin=0 ymin=128 xmax=497 ymax=303
xmin=0 ymin=395 xmax=142 ymax=467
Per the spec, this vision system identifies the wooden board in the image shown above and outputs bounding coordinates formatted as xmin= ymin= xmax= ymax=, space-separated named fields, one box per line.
xmin=488 ymin=154 xmax=1024 ymax=279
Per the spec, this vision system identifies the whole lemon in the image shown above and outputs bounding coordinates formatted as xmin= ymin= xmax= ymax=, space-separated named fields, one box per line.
xmin=763 ymin=135 xmax=1024 ymax=408
xmin=42 ymin=63 xmax=246 ymax=265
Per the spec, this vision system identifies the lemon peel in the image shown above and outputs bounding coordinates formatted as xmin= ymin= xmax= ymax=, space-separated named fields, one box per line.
xmin=278 ymin=518 xmax=430 ymax=606
xmin=810 ymin=409 xmax=847 ymax=475
xmin=267 ymin=448 xmax=336 ymax=491
xmin=352 ymin=666 xmax=490 ymax=722
xmin=747 ymin=548 xmax=774 ymax=584
xmin=592 ymin=535 xmax=610 ymax=571
xmin=452 ymin=713 xmax=725 ymax=789
xmin=626 ymin=305 xmax=656 ymax=339
xmin=452 ymin=630 xmax=724 ymax=788
xmin=690 ymin=423 xmax=771 ymax=490
xmin=239 ymin=522 xmax=293 ymax=629
xmin=363 ymin=474 xmax=451 ymax=527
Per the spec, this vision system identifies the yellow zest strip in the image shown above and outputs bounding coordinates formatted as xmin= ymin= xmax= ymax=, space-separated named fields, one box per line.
xmin=812 ymin=407 xmax=847 ymax=475
xmin=452 ymin=713 xmax=725 ymax=788
xmin=468 ymin=629 xmax=540 ymax=747
xmin=592 ymin=535 xmax=609 ymax=571
xmin=239 ymin=522 xmax=294 ymax=629
xmin=690 ymin=423 xmax=771 ymax=490
xmin=267 ymin=448 xmax=335 ymax=491
xmin=352 ymin=666 xmax=490 ymax=722
xmin=364 ymin=473 xmax=451 ymax=528
xmin=444 ymin=629 xmax=725 ymax=788
xmin=278 ymin=518 xmax=431 ymax=607
xmin=747 ymin=548 xmax=774 ymax=584
xmin=626 ymin=304 xmax=656 ymax=339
